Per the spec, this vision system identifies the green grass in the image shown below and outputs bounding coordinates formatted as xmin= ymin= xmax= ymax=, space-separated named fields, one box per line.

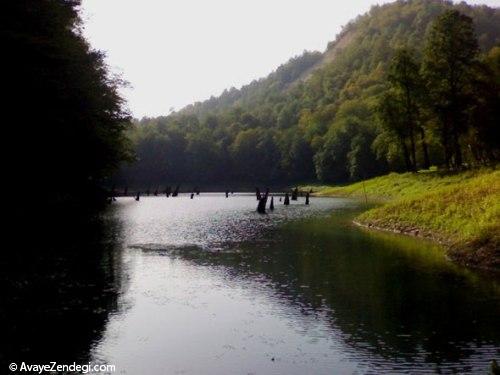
xmin=307 ymin=167 xmax=500 ymax=269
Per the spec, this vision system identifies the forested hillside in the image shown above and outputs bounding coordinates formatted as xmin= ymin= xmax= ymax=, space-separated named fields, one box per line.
xmin=118 ymin=0 xmax=500 ymax=188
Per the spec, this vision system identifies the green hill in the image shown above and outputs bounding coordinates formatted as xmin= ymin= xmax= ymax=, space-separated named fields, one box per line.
xmin=179 ymin=0 xmax=499 ymax=119
xmin=117 ymin=0 xmax=500 ymax=187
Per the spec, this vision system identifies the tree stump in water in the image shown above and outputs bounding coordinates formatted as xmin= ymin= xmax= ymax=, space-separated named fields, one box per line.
xmin=172 ymin=185 xmax=180 ymax=197
xmin=257 ymin=189 xmax=269 ymax=214
xmin=190 ymin=193 xmax=194 ymax=199
xmin=225 ymin=190 xmax=229 ymax=198
xmin=135 ymin=192 xmax=140 ymax=201
xmin=255 ymin=187 xmax=261 ymax=201
xmin=284 ymin=193 xmax=290 ymax=205
xmin=109 ymin=186 xmax=117 ymax=202
xmin=291 ymin=187 xmax=298 ymax=201
xmin=269 ymin=196 xmax=274 ymax=210
xmin=305 ymin=192 xmax=310 ymax=205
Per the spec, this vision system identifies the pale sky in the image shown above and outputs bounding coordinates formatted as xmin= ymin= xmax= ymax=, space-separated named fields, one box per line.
xmin=80 ymin=0 xmax=500 ymax=118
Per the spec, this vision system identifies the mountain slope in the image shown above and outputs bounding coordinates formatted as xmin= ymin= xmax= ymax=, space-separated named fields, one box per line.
xmin=179 ymin=0 xmax=499 ymax=118
xmin=120 ymin=0 xmax=500 ymax=187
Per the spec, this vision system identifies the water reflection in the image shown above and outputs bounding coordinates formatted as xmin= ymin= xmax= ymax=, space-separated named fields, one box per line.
xmin=93 ymin=195 xmax=499 ymax=374
xmin=0 ymin=214 xmax=126 ymax=368
xmin=3 ymin=196 xmax=497 ymax=373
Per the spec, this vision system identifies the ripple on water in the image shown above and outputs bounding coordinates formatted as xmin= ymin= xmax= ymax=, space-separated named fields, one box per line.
xmin=88 ymin=194 xmax=500 ymax=375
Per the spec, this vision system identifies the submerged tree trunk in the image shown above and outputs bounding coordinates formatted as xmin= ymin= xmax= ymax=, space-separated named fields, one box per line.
xmin=257 ymin=189 xmax=269 ymax=214
xmin=284 ymin=193 xmax=290 ymax=205
xmin=255 ymin=187 xmax=261 ymax=201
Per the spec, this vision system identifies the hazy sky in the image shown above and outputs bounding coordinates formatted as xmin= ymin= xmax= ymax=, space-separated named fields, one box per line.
xmin=81 ymin=0 xmax=499 ymax=118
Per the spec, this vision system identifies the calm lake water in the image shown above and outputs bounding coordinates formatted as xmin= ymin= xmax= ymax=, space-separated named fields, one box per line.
xmin=2 ymin=194 xmax=499 ymax=374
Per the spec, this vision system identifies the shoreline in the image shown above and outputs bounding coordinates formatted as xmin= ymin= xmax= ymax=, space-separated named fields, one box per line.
xmin=351 ymin=218 xmax=498 ymax=272
xmin=306 ymin=168 xmax=499 ymax=272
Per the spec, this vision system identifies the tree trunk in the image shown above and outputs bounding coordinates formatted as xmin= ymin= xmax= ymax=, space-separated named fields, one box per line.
xmin=452 ymin=128 xmax=463 ymax=169
xmin=440 ymin=116 xmax=451 ymax=170
xmin=419 ymin=127 xmax=431 ymax=170
xmin=400 ymin=137 xmax=412 ymax=172
xmin=404 ymin=83 xmax=417 ymax=172
xmin=409 ymin=129 xmax=417 ymax=171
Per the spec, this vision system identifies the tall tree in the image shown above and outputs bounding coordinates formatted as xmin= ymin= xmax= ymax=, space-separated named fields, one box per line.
xmin=376 ymin=92 xmax=413 ymax=172
xmin=388 ymin=48 xmax=430 ymax=170
xmin=464 ymin=46 xmax=500 ymax=164
xmin=422 ymin=10 xmax=479 ymax=169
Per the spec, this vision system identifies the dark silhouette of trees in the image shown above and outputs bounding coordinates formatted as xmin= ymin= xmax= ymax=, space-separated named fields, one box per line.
xmin=467 ymin=47 xmax=500 ymax=163
xmin=377 ymin=92 xmax=414 ymax=172
xmin=388 ymin=48 xmax=430 ymax=170
xmin=5 ymin=0 xmax=131 ymax=216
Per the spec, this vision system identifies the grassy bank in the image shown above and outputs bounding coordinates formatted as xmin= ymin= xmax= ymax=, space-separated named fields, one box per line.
xmin=308 ymin=168 xmax=500 ymax=270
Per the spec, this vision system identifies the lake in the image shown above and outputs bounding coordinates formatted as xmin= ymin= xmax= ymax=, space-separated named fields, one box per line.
xmin=2 ymin=194 xmax=499 ymax=374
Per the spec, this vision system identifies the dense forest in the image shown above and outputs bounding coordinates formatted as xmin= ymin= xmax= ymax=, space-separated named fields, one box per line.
xmin=5 ymin=0 xmax=131 ymax=214
xmin=118 ymin=0 xmax=499 ymax=189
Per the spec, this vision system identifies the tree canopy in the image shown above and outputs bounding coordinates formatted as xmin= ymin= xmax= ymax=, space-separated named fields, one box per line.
xmin=117 ymin=0 xmax=500 ymax=188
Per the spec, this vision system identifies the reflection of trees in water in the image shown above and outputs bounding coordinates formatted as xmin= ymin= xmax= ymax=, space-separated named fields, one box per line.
xmin=0 ymin=214 xmax=126 ymax=367
xmin=159 ymin=219 xmax=500 ymax=372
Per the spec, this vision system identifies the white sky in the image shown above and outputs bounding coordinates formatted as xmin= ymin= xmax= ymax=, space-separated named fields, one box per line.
xmin=80 ymin=0 xmax=500 ymax=118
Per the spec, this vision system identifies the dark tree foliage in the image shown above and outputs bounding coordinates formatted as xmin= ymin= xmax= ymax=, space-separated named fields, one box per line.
xmin=118 ymin=0 xmax=499 ymax=187
xmin=388 ymin=48 xmax=430 ymax=170
xmin=467 ymin=47 xmax=500 ymax=162
xmin=4 ymin=0 xmax=131 ymax=215
xmin=422 ymin=10 xmax=480 ymax=169
xmin=377 ymin=91 xmax=414 ymax=171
